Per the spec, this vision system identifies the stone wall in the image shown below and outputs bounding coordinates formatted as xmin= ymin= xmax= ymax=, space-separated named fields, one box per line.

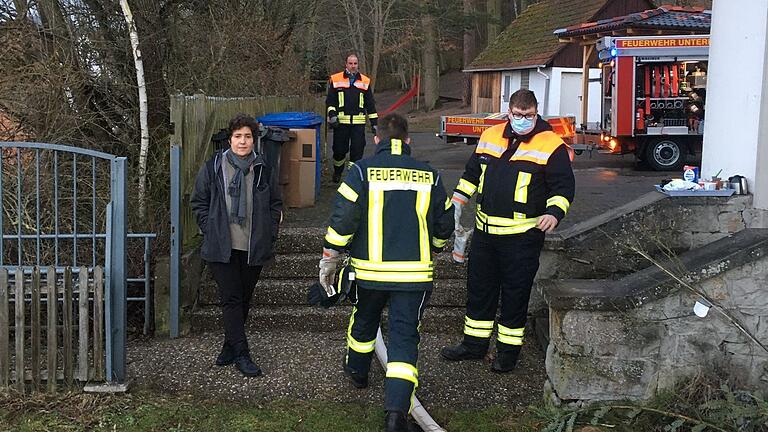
xmin=526 ymin=193 xmax=758 ymax=317
xmin=544 ymin=228 xmax=768 ymax=402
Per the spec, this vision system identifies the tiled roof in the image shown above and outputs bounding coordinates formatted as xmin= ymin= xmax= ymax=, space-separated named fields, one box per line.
xmin=555 ymin=5 xmax=710 ymax=38
xmin=466 ymin=0 xmax=610 ymax=71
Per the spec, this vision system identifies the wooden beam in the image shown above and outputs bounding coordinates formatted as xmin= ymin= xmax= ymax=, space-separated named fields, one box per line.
xmin=46 ymin=267 xmax=57 ymax=393
xmin=581 ymin=44 xmax=594 ymax=131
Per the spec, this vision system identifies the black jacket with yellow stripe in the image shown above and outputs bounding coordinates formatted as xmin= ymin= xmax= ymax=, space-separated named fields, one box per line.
xmin=326 ymin=70 xmax=378 ymax=126
xmin=453 ymin=117 xmax=575 ymax=235
xmin=324 ymin=138 xmax=455 ymax=291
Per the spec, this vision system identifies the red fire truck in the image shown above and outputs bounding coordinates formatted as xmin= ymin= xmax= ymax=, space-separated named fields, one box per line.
xmin=597 ymin=35 xmax=709 ymax=170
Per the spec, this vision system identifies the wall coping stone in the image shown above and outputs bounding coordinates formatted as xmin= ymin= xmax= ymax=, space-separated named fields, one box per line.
xmin=544 ymin=192 xmax=749 ymax=250
xmin=543 ymin=228 xmax=768 ymax=311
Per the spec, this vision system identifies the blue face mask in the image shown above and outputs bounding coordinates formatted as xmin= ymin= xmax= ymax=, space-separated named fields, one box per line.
xmin=510 ymin=115 xmax=536 ymax=135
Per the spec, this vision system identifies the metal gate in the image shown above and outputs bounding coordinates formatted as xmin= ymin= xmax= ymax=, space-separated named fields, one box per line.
xmin=0 ymin=142 xmax=127 ymax=384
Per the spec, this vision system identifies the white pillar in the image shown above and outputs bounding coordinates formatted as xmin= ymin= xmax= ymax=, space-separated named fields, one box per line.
xmin=701 ymin=0 xmax=768 ymax=209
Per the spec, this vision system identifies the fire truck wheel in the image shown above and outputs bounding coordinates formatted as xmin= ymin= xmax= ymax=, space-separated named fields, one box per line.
xmin=645 ymin=138 xmax=686 ymax=171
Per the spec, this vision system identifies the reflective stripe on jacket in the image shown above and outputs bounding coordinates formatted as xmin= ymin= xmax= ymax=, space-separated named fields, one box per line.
xmin=326 ymin=71 xmax=378 ymax=126
xmin=454 ymin=118 xmax=575 ymax=235
xmin=323 ymin=139 xmax=455 ymax=290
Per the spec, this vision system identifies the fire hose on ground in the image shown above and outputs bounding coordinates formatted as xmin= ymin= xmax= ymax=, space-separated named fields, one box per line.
xmin=374 ymin=327 xmax=447 ymax=432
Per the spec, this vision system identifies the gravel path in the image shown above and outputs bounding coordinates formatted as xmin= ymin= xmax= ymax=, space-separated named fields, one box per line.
xmin=128 ymin=326 xmax=546 ymax=410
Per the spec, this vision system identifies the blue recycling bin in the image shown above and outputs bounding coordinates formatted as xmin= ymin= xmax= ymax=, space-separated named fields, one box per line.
xmin=257 ymin=112 xmax=324 ymax=198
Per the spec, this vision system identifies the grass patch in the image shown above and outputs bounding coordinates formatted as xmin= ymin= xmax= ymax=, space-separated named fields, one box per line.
xmin=0 ymin=391 xmax=546 ymax=432
xmin=3 ymin=374 xmax=768 ymax=432
xmin=0 ymin=393 xmax=384 ymax=432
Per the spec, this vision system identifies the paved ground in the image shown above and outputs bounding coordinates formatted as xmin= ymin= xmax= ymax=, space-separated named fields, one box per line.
xmin=284 ymin=132 xmax=672 ymax=231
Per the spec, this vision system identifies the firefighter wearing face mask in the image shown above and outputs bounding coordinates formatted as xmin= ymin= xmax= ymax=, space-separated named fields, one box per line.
xmin=441 ymin=89 xmax=575 ymax=373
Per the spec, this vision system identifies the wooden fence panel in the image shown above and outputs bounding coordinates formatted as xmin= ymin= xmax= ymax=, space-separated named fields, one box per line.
xmin=78 ymin=267 xmax=89 ymax=382
xmin=14 ymin=268 xmax=24 ymax=393
xmin=0 ymin=266 xmax=109 ymax=391
xmin=46 ymin=267 xmax=57 ymax=393
xmin=0 ymin=269 xmax=8 ymax=387
xmin=31 ymin=268 xmax=41 ymax=390
xmin=93 ymin=266 xmax=104 ymax=381
xmin=62 ymin=267 xmax=73 ymax=386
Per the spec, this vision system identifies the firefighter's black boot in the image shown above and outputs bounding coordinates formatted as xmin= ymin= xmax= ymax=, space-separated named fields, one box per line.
xmin=491 ymin=346 xmax=521 ymax=373
xmin=440 ymin=343 xmax=486 ymax=361
xmin=343 ymin=361 xmax=369 ymax=389
xmin=332 ymin=164 xmax=344 ymax=183
xmin=384 ymin=411 xmax=408 ymax=432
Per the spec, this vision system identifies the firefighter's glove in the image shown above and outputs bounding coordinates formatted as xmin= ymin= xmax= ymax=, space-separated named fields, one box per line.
xmin=319 ymin=248 xmax=341 ymax=296
xmin=452 ymin=225 xmax=472 ymax=264
xmin=451 ymin=194 xmax=466 ymax=231
xmin=328 ymin=115 xmax=339 ymax=129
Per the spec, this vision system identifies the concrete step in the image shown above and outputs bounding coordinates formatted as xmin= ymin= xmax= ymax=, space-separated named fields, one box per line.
xmin=199 ymin=277 xmax=469 ymax=308
xmin=274 ymin=227 xmax=325 ymax=254
xmin=274 ymin=226 xmax=460 ymax=255
xmin=190 ymin=304 xmax=466 ymax=334
xmin=263 ymin=252 xmax=467 ymax=280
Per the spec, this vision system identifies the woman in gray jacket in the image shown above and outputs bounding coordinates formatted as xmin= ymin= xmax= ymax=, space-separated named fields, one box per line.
xmin=191 ymin=113 xmax=282 ymax=377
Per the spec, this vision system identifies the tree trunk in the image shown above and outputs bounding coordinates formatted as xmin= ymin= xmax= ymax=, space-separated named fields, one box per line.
xmin=132 ymin=0 xmax=170 ymax=134
xmin=36 ymin=0 xmax=91 ymax=119
xmin=119 ymin=0 xmax=150 ymax=221
xmin=303 ymin=1 xmax=320 ymax=81
xmin=13 ymin=0 xmax=28 ymax=20
xmin=520 ymin=0 xmax=530 ymax=13
xmin=422 ymin=6 xmax=438 ymax=111
xmin=339 ymin=0 xmax=367 ymax=71
xmin=462 ymin=0 xmax=478 ymax=106
xmin=487 ymin=0 xmax=502 ymax=42
xmin=369 ymin=0 xmax=396 ymax=92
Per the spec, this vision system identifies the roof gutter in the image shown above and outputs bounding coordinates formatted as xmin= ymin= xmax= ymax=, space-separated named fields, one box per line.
xmin=536 ymin=67 xmax=551 ymax=116
xmin=463 ymin=64 xmax=546 ymax=73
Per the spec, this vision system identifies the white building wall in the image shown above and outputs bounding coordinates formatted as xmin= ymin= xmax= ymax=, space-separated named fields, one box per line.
xmin=528 ymin=69 xmax=548 ymax=112
xmin=497 ymin=67 xmax=600 ymax=126
xmin=549 ymin=67 xmax=601 ymax=126
xmin=500 ymin=71 xmax=522 ymax=112
xmin=701 ymin=0 xmax=768 ymax=209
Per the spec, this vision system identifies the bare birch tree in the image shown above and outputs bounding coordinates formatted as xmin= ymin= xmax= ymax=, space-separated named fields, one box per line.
xmin=119 ymin=0 xmax=149 ymax=220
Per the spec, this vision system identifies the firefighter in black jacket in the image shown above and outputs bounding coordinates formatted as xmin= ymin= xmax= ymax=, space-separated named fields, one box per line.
xmin=326 ymin=53 xmax=378 ymax=183
xmin=318 ymin=114 xmax=454 ymax=432
xmin=441 ymin=89 xmax=575 ymax=372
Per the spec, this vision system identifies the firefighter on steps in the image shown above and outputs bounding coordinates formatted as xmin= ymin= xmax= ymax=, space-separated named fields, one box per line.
xmin=441 ymin=89 xmax=575 ymax=373
xmin=326 ymin=53 xmax=378 ymax=183
xmin=318 ymin=114 xmax=454 ymax=431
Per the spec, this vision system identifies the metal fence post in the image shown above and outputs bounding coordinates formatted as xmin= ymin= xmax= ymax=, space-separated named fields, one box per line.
xmin=109 ymin=157 xmax=127 ymax=382
xmin=170 ymin=145 xmax=181 ymax=338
